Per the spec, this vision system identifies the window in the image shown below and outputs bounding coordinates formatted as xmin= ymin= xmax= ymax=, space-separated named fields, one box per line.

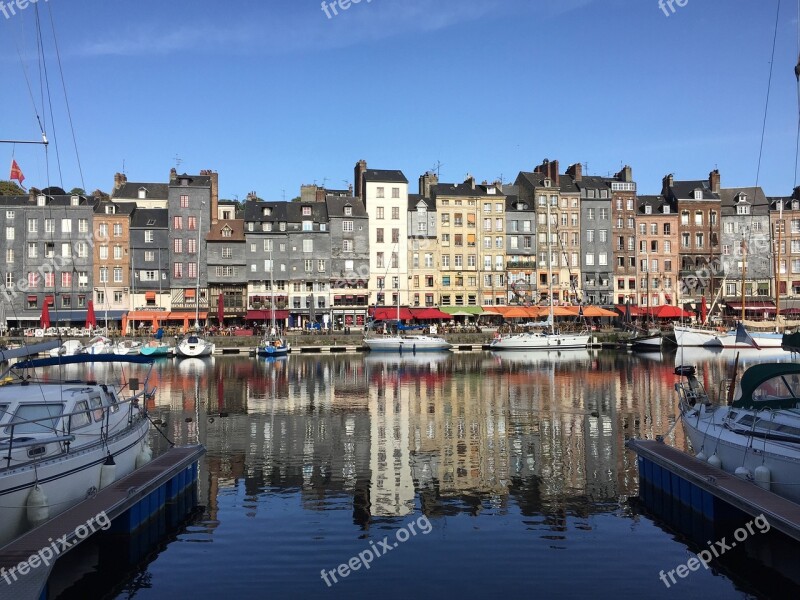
xmin=376 ymin=252 xmax=384 ymax=268
xmin=392 ymin=229 xmax=399 ymax=243
xmin=376 ymin=187 xmax=384 ymax=198
xmin=113 ymin=291 xmax=123 ymax=304
xmin=342 ymin=240 xmax=353 ymax=252
xmin=650 ymin=223 xmax=658 ymax=235
xmin=180 ymin=194 xmax=189 ymax=208
xmin=304 ymin=259 xmax=313 ymax=272
xmin=586 ymin=253 xmax=595 ymax=266
xmin=303 ymin=239 xmax=313 ymax=253
xmin=376 ymin=207 xmax=384 ymax=219
xmin=681 ymin=211 xmax=689 ymax=226
xmin=27 ymin=218 xmax=37 ymax=233
xmin=99 ymin=267 xmax=108 ymax=283
xmin=599 ymin=253 xmax=608 ymax=266
xmin=174 ymin=216 xmax=183 ymax=230
xmin=587 ymin=208 xmax=595 ymax=220
xmin=222 ymin=247 xmax=232 ymax=259
xmin=61 ymin=272 xmax=72 ymax=288
xmin=682 ymin=233 xmax=690 ymax=248
xmin=663 ymin=223 xmax=671 ymax=235
xmin=62 ymin=243 xmax=72 ymax=258
xmin=145 ymin=230 xmax=154 ymax=243
xmin=392 ymin=187 xmax=400 ymax=199
xmin=454 ymin=255 xmax=463 ymax=268
xmin=6 ymin=227 xmax=14 ymax=241
xmin=113 ymin=267 xmax=123 ymax=283
xmin=76 ymin=218 xmax=88 ymax=233
xmin=599 ymin=208 xmax=608 ymax=220
xmin=100 ymin=245 xmax=109 ymax=260
xmin=391 ymin=253 xmax=398 ymax=268
xmin=188 ymin=217 xmax=197 ymax=230
xmin=392 ymin=207 xmax=399 ymax=220
xmin=694 ymin=211 xmax=703 ymax=226
xmin=113 ymin=223 xmax=122 ymax=237
xmin=302 ymin=206 xmax=312 ymax=216
xmin=495 ymin=218 xmax=503 ymax=231
xmin=695 ymin=233 xmax=704 ymax=249
xmin=318 ymin=259 xmax=326 ymax=272
xmin=342 ymin=220 xmax=354 ymax=232
xmin=376 ymin=228 xmax=384 ymax=243
xmin=44 ymin=218 xmax=54 ymax=234
xmin=78 ymin=272 xmax=88 ymax=288
xmin=664 ymin=260 xmax=672 ymax=272
xmin=302 ymin=220 xmax=313 ymax=231
xmin=188 ymin=238 xmax=197 ymax=254
xmin=442 ymin=255 xmax=450 ymax=268
xmin=4 ymin=210 xmax=12 ymax=220
xmin=61 ymin=218 xmax=72 ymax=233
xmin=344 ymin=205 xmax=353 ymax=216
xmin=173 ymin=239 xmax=183 ymax=253
xmin=644 ymin=205 xmax=652 ymax=215
xmin=188 ymin=263 xmax=197 ymax=279
xmin=736 ymin=205 xmax=750 ymax=215
xmin=664 ymin=240 xmax=671 ymax=254
xmin=27 ymin=243 xmax=37 ymax=258
xmin=113 ymin=246 xmax=122 ymax=260
xmin=586 ymin=230 xmax=595 ymax=243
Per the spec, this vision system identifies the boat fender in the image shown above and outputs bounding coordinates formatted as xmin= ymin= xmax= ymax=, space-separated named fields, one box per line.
xmin=100 ymin=454 xmax=117 ymax=489
xmin=26 ymin=485 xmax=49 ymax=526
xmin=695 ymin=451 xmax=707 ymax=461
xmin=708 ymin=454 xmax=722 ymax=469
xmin=734 ymin=467 xmax=752 ymax=481
xmin=136 ymin=442 xmax=152 ymax=468
xmin=754 ymin=465 xmax=771 ymax=491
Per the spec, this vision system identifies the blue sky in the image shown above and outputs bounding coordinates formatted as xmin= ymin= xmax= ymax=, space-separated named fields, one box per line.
xmin=1 ymin=0 xmax=798 ymax=199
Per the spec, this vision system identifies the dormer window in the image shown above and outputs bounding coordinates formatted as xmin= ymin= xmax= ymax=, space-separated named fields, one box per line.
xmin=644 ymin=205 xmax=652 ymax=215
xmin=37 ymin=194 xmax=46 ymax=206
xmin=738 ymin=193 xmax=748 ymax=203
xmin=793 ymin=200 xmax=800 ymax=211
xmin=736 ymin=204 xmax=750 ymax=215
xmin=694 ymin=190 xmax=702 ymax=200
xmin=146 ymin=219 xmax=156 ymax=226
xmin=71 ymin=195 xmax=80 ymax=206
xmin=302 ymin=206 xmax=312 ymax=216
xmin=138 ymin=187 xmax=147 ymax=199
xmin=344 ymin=205 xmax=353 ymax=216
xmin=543 ymin=178 xmax=552 ymax=188
xmin=105 ymin=205 xmax=115 ymax=215
xmin=180 ymin=177 xmax=190 ymax=186
xmin=221 ymin=226 xmax=232 ymax=238
xmin=663 ymin=205 xmax=671 ymax=214
xmin=262 ymin=207 xmax=271 ymax=217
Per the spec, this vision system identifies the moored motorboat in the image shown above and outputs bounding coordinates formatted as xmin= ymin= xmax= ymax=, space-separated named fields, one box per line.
xmin=83 ymin=336 xmax=114 ymax=355
xmin=676 ymin=362 xmax=800 ymax=503
xmin=114 ymin=340 xmax=143 ymax=355
xmin=256 ymin=336 xmax=290 ymax=357
xmin=363 ymin=334 xmax=452 ymax=352
xmin=175 ymin=335 xmax=214 ymax=358
xmin=140 ymin=340 xmax=173 ymax=357
xmin=0 ymin=354 xmax=154 ymax=545
xmin=48 ymin=339 xmax=84 ymax=357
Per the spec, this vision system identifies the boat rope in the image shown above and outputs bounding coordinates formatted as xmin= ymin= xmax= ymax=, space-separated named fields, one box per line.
xmin=146 ymin=410 xmax=175 ymax=447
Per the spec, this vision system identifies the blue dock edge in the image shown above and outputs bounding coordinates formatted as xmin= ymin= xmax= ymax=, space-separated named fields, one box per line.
xmin=110 ymin=461 xmax=199 ymax=534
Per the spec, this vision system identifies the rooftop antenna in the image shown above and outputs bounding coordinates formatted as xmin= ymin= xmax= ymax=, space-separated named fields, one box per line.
xmin=321 ymin=177 xmax=329 ymax=188
xmin=122 ymin=158 xmax=126 ymax=175
xmin=431 ymin=160 xmax=444 ymax=179
xmin=583 ymin=162 xmax=588 ymax=174
xmin=496 ymin=173 xmax=504 ymax=185
xmin=282 ymin=189 xmax=286 ymax=201
xmin=174 ymin=154 xmax=183 ymax=170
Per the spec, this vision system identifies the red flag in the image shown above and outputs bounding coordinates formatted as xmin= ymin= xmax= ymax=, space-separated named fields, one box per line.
xmin=41 ymin=296 xmax=52 ymax=329
xmin=86 ymin=300 xmax=97 ymax=329
xmin=10 ymin=159 xmax=25 ymax=187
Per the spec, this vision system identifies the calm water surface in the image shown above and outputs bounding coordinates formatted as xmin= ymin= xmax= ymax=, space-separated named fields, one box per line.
xmin=44 ymin=348 xmax=800 ymax=599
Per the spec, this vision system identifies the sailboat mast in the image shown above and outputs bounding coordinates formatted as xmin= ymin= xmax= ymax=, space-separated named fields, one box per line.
xmin=270 ymin=245 xmax=275 ymax=330
xmin=776 ymin=200 xmax=782 ymax=328
xmin=741 ymin=236 xmax=747 ymax=323
xmin=546 ymin=198 xmax=554 ymax=332
xmin=195 ymin=211 xmax=201 ymax=329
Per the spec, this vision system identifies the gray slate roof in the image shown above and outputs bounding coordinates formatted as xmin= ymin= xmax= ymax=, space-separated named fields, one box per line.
xmin=719 ymin=187 xmax=769 ymax=216
xmin=112 ymin=182 xmax=169 ymax=200
xmin=326 ymin=196 xmax=368 ymax=217
xmin=363 ymin=169 xmax=408 ymax=184
xmin=130 ymin=208 xmax=168 ymax=228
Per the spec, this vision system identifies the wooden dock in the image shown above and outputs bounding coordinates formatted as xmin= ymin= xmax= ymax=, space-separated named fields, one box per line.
xmin=0 ymin=444 xmax=205 ymax=600
xmin=627 ymin=439 xmax=800 ymax=542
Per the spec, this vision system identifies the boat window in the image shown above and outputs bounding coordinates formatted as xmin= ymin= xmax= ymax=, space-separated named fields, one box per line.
xmin=188 ymin=336 xmax=198 ymax=343
xmin=6 ymin=403 xmax=64 ymax=434
xmin=0 ymin=404 xmax=8 ymax=423
xmin=70 ymin=401 xmax=92 ymax=430
xmin=753 ymin=375 xmax=800 ymax=401
xmin=89 ymin=396 xmax=104 ymax=421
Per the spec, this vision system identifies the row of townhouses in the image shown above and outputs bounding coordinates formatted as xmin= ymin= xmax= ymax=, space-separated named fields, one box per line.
xmin=0 ymin=159 xmax=797 ymax=331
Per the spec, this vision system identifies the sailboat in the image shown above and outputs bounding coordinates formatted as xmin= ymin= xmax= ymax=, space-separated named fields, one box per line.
xmin=176 ymin=210 xmax=215 ymax=358
xmin=140 ymin=328 xmax=173 ymax=357
xmin=256 ymin=248 xmax=290 ymax=357
xmin=629 ymin=253 xmax=663 ymax=351
xmin=490 ymin=195 xmax=590 ymax=351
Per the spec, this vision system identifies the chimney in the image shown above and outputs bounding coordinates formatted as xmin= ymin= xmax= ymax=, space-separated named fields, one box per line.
xmin=113 ymin=172 xmax=127 ymax=190
xmin=419 ymin=172 xmax=438 ymax=197
xmin=209 ymin=171 xmax=219 ymax=224
xmin=354 ymin=159 xmax=367 ymax=201
xmin=315 ymin=187 xmax=326 ymax=202
xmin=170 ymin=167 xmax=177 ymax=181
xmin=566 ymin=163 xmax=582 ymax=182
xmin=535 ymin=159 xmax=559 ymax=186
xmin=616 ymin=165 xmax=633 ymax=183
xmin=709 ymin=169 xmax=721 ymax=194
xmin=662 ymin=174 xmax=674 ymax=196
xmin=464 ymin=174 xmax=475 ymax=189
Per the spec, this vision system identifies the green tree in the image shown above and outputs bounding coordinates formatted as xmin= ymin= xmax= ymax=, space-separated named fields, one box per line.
xmin=0 ymin=180 xmax=25 ymax=196
xmin=69 ymin=187 xmax=86 ymax=196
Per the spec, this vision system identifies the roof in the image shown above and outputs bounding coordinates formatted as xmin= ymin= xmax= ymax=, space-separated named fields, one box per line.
xmin=93 ymin=201 xmax=136 ymax=216
xmin=243 ymin=201 xmax=289 ymax=222
xmin=515 ymin=171 xmax=579 ymax=194
xmin=169 ymin=173 xmax=212 ymax=187
xmin=206 ymin=219 xmax=245 ymax=242
xmin=286 ymin=202 xmax=328 ymax=222
xmin=112 ymin=182 xmax=169 ymax=200
xmin=668 ymin=180 xmax=720 ymax=201
xmin=719 ymin=187 xmax=769 ymax=216
xmin=575 ymin=175 xmax=612 ymax=191
xmin=431 ymin=182 xmax=506 ymax=198
xmin=408 ymin=194 xmax=436 ymax=211
xmin=637 ymin=195 xmax=678 ymax=215
xmin=505 ymin=195 xmax=530 ymax=211
xmin=325 ymin=196 xmax=368 ymax=217
xmin=130 ymin=208 xmax=168 ymax=228
xmin=362 ymin=169 xmax=408 ymax=184
xmin=0 ymin=194 xmax=98 ymax=208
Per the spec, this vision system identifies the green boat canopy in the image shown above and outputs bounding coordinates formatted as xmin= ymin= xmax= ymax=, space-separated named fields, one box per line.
xmin=733 ymin=363 xmax=800 ymax=410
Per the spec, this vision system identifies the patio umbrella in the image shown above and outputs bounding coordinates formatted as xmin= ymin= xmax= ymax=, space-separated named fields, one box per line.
xmin=577 ymin=305 xmax=618 ymax=318
xmin=40 ymin=296 xmax=51 ymax=329
xmin=503 ymin=307 xmax=530 ymax=319
xmin=217 ymin=293 xmax=225 ymax=326
xmin=85 ymin=300 xmax=97 ymax=329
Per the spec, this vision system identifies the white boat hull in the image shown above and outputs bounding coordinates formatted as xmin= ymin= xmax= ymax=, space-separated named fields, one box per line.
xmin=363 ymin=336 xmax=452 ymax=352
xmin=489 ymin=332 xmax=590 ymax=351
xmin=175 ymin=338 xmax=215 ymax=357
xmin=0 ymin=418 xmax=149 ymax=545
xmin=673 ymin=325 xmax=723 ymax=347
xmin=630 ymin=334 xmax=662 ymax=351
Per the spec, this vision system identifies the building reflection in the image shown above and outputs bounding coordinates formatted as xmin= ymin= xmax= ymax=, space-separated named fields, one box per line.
xmin=134 ymin=350 xmax=700 ymax=529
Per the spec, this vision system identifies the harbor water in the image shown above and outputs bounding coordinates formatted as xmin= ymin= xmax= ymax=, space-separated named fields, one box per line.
xmin=36 ymin=348 xmax=800 ymax=599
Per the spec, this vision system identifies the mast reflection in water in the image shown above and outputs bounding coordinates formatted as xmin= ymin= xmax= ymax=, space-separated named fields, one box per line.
xmin=44 ymin=350 xmax=796 ymax=599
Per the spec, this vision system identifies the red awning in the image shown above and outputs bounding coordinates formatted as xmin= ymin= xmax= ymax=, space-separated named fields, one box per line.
xmin=27 ymin=295 xmax=37 ymax=301
xmin=246 ymin=310 xmax=289 ymax=321
xmin=653 ymin=305 xmax=694 ymax=318
xmin=145 ymin=292 xmax=156 ymax=301
xmin=369 ymin=307 xmax=414 ymax=321
xmin=409 ymin=308 xmax=451 ymax=320
xmin=726 ymin=301 xmax=776 ymax=312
